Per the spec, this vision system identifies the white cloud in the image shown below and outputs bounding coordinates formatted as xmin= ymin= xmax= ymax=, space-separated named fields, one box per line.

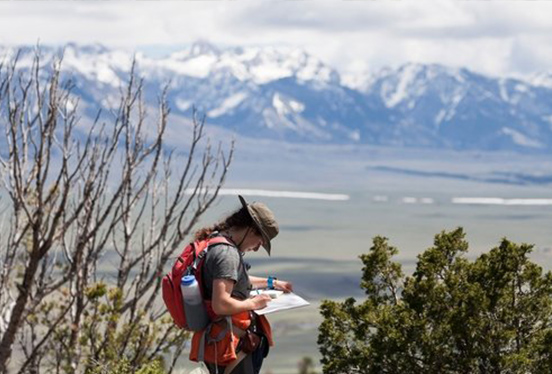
xmin=1 ymin=0 xmax=552 ymax=78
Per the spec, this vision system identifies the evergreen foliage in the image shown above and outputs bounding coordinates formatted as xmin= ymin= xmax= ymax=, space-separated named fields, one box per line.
xmin=318 ymin=228 xmax=552 ymax=374
xmin=88 ymin=358 xmax=166 ymax=374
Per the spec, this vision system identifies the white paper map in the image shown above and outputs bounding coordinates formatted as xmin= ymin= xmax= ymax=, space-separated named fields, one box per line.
xmin=250 ymin=290 xmax=310 ymax=315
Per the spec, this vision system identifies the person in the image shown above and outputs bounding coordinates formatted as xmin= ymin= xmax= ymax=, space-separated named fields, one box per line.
xmin=192 ymin=195 xmax=293 ymax=374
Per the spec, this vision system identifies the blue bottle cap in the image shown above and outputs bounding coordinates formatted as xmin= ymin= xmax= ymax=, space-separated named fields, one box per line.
xmin=181 ymin=275 xmax=196 ymax=286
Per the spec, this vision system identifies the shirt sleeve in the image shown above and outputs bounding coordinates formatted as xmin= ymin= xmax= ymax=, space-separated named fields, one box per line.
xmin=207 ymin=245 xmax=241 ymax=283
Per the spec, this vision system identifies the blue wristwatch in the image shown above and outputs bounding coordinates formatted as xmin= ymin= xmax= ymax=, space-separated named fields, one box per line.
xmin=267 ymin=276 xmax=277 ymax=290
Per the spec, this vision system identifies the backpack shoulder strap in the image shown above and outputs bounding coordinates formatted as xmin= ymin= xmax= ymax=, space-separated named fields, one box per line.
xmin=191 ymin=235 xmax=235 ymax=273
xmin=206 ymin=236 xmax=233 ymax=247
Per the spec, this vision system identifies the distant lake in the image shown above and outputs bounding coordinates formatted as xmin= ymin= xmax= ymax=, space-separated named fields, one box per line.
xmin=202 ymin=186 xmax=552 ymax=281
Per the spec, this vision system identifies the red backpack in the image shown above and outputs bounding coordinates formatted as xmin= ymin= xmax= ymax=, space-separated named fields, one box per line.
xmin=162 ymin=236 xmax=232 ymax=329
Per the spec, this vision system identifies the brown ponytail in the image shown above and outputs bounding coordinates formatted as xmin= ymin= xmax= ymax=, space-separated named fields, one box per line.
xmin=194 ymin=206 xmax=255 ymax=241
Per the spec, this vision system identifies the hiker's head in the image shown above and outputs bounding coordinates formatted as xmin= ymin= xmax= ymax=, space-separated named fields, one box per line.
xmin=220 ymin=206 xmax=264 ymax=252
xmin=236 ymin=195 xmax=278 ymax=255
xmin=194 ymin=195 xmax=279 ymax=254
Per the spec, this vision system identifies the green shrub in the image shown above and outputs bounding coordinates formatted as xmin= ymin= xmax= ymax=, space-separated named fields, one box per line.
xmin=88 ymin=357 xmax=166 ymax=374
xmin=319 ymin=228 xmax=552 ymax=374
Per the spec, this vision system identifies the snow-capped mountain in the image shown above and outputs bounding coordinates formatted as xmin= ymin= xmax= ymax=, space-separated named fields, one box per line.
xmin=361 ymin=63 xmax=552 ymax=150
xmin=156 ymin=41 xmax=340 ymax=85
xmin=2 ymin=42 xmax=552 ymax=152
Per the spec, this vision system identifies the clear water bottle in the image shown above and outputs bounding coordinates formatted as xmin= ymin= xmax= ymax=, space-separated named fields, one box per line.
xmin=181 ymin=275 xmax=209 ymax=331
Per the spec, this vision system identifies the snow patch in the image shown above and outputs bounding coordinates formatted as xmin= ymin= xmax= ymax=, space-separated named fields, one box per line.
xmin=451 ymin=92 xmax=463 ymax=106
xmin=349 ymin=130 xmax=361 ymax=142
xmin=501 ymin=127 xmax=543 ymax=148
xmin=250 ymin=64 xmax=293 ymax=84
xmin=289 ymin=99 xmax=305 ymax=113
xmin=530 ymin=72 xmax=552 ymax=88
xmin=498 ymin=79 xmax=509 ymax=102
xmin=272 ymin=93 xmax=305 ymax=117
xmin=435 ymin=110 xmax=446 ymax=126
xmin=296 ymin=56 xmax=335 ymax=83
xmin=175 ymin=99 xmax=193 ymax=112
xmin=159 ymin=54 xmax=218 ymax=78
xmin=273 ymin=93 xmax=287 ymax=117
xmin=514 ymin=84 xmax=528 ymax=93
xmin=65 ymin=98 xmax=77 ymax=112
xmin=62 ymin=47 xmax=130 ymax=87
xmin=96 ymin=66 xmax=120 ymax=85
xmin=208 ymin=92 xmax=248 ymax=117
xmin=383 ymin=64 xmax=422 ymax=108
xmin=451 ymin=69 xmax=465 ymax=83
xmin=218 ymin=56 xmax=249 ymax=81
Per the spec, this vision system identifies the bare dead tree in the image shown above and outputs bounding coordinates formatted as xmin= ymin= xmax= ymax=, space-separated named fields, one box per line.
xmin=0 ymin=49 xmax=233 ymax=374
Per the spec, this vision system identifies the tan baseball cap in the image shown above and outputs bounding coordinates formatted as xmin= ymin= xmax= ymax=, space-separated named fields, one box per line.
xmin=238 ymin=195 xmax=279 ymax=255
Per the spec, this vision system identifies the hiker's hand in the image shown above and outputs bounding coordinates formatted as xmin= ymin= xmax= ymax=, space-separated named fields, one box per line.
xmin=250 ymin=294 xmax=272 ymax=310
xmin=275 ymin=280 xmax=293 ymax=293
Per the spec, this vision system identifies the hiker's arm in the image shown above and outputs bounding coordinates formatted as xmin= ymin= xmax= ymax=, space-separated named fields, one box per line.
xmin=249 ymin=276 xmax=294 ymax=293
xmin=212 ymin=278 xmax=271 ymax=316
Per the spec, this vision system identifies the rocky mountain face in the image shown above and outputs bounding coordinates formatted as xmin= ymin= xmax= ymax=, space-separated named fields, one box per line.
xmin=2 ymin=42 xmax=552 ymax=152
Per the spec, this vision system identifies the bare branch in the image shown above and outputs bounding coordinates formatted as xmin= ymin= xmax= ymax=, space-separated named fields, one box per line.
xmin=0 ymin=47 xmax=233 ymax=373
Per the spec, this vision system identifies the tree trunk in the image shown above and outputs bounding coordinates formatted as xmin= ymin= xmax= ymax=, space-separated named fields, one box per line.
xmin=0 ymin=250 xmax=41 ymax=373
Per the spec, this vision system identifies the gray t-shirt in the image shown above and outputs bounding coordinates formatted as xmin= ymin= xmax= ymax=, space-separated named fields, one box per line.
xmin=202 ymin=244 xmax=251 ymax=301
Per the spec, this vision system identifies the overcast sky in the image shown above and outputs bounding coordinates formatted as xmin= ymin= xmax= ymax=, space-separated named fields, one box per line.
xmin=1 ymin=0 xmax=552 ymax=79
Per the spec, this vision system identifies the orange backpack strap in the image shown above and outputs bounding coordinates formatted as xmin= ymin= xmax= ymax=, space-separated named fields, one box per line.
xmin=207 ymin=236 xmax=233 ymax=246
xmin=190 ymin=311 xmax=252 ymax=366
xmin=196 ymin=316 xmax=233 ymax=363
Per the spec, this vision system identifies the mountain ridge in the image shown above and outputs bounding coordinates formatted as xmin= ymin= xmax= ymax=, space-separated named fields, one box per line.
xmin=2 ymin=42 xmax=552 ymax=153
